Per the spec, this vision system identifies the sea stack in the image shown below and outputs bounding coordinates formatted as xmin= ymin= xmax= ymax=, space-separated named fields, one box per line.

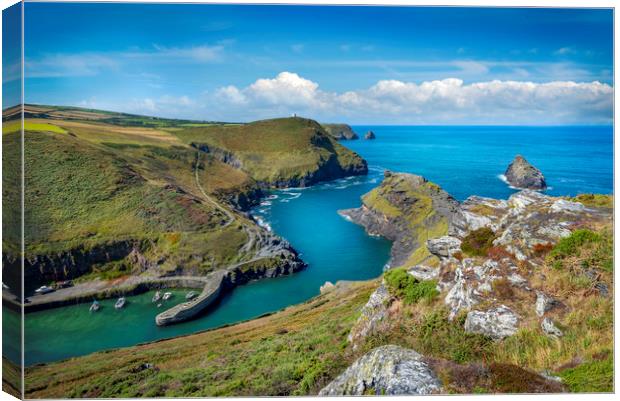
xmin=364 ymin=131 xmax=376 ymax=140
xmin=504 ymin=155 xmax=547 ymax=190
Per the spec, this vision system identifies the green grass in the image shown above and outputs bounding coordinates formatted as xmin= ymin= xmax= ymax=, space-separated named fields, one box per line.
xmin=569 ymin=194 xmax=613 ymax=209
xmin=461 ymin=227 xmax=497 ymax=257
xmin=547 ymin=229 xmax=612 ymax=272
xmin=559 ymin=354 xmax=613 ymax=392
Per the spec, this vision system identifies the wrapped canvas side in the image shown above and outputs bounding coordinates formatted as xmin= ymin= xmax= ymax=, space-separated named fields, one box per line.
xmin=2 ymin=1 xmax=24 ymax=399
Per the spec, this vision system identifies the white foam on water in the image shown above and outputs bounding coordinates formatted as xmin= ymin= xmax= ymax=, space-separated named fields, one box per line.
xmin=497 ymin=174 xmax=519 ymax=190
xmin=260 ymin=201 xmax=272 ymax=206
xmin=267 ymin=194 xmax=279 ymax=200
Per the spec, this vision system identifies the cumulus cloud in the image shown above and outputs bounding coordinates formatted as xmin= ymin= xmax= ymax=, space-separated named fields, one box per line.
xmin=209 ymin=71 xmax=612 ymax=124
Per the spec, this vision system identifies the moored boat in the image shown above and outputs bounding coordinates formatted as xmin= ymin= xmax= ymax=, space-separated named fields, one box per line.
xmin=34 ymin=285 xmax=54 ymax=295
xmin=185 ymin=291 xmax=197 ymax=300
xmin=152 ymin=291 xmax=161 ymax=303
xmin=89 ymin=300 xmax=100 ymax=312
xmin=162 ymin=292 xmax=172 ymax=301
xmin=114 ymin=297 xmax=126 ymax=309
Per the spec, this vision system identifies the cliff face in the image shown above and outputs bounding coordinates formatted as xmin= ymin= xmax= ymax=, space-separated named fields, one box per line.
xmin=339 ymin=171 xmax=460 ymax=268
xmin=322 ymin=123 xmax=360 ymax=140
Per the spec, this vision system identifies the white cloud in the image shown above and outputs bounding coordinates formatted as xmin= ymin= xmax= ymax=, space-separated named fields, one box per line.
xmin=208 ymin=71 xmax=612 ymax=124
xmin=26 ymin=44 xmax=224 ymax=78
xmin=554 ymin=47 xmax=577 ymax=56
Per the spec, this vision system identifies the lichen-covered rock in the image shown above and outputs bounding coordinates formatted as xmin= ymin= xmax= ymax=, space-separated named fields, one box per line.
xmin=444 ymin=267 xmax=479 ymax=320
xmin=550 ymin=199 xmax=586 ymax=213
xmin=319 ymin=345 xmax=443 ymax=395
xmin=348 ymin=284 xmax=392 ymax=347
xmin=427 ymin=236 xmax=462 ymax=258
xmin=504 ymin=155 xmax=547 ymax=190
xmin=535 ymin=291 xmax=559 ymax=317
xmin=464 ymin=305 xmax=519 ymax=340
xmin=541 ymin=317 xmax=563 ymax=337
xmin=408 ymin=265 xmax=439 ymax=281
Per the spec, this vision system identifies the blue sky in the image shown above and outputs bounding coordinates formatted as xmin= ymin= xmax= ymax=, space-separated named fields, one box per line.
xmin=21 ymin=3 xmax=614 ymax=124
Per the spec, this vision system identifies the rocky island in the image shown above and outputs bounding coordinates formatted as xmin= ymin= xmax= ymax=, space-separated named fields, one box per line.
xmin=504 ymin=155 xmax=547 ymax=190
xmin=364 ymin=130 xmax=376 ymax=140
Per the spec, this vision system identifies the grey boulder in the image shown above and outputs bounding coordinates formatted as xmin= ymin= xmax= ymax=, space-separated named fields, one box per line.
xmin=464 ymin=305 xmax=519 ymax=340
xmin=319 ymin=345 xmax=442 ymax=396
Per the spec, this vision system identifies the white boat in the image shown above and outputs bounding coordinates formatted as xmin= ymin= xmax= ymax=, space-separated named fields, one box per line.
xmin=114 ymin=297 xmax=126 ymax=309
xmin=35 ymin=285 xmax=54 ymax=295
xmin=162 ymin=292 xmax=172 ymax=301
xmin=152 ymin=291 xmax=161 ymax=303
xmin=185 ymin=291 xmax=197 ymax=300
xmin=89 ymin=300 xmax=100 ymax=312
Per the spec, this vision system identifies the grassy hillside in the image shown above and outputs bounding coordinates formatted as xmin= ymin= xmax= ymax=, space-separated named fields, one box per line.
xmin=175 ymin=117 xmax=367 ymax=185
xmin=2 ymin=107 xmax=367 ymax=292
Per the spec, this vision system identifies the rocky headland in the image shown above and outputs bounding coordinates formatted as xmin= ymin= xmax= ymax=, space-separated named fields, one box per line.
xmin=504 ymin=155 xmax=547 ymax=190
xmin=322 ymin=123 xmax=360 ymax=140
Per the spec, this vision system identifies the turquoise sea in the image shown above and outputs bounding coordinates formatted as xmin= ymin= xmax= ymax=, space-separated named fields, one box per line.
xmin=5 ymin=125 xmax=613 ymax=365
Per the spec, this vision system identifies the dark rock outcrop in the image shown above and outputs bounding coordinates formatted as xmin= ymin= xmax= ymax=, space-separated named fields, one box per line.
xmin=322 ymin=123 xmax=359 ymax=140
xmin=364 ymin=130 xmax=376 ymax=140
xmin=504 ymin=155 xmax=547 ymax=190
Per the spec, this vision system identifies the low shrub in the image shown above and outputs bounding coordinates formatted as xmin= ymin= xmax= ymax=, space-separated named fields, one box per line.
xmin=461 ymin=227 xmax=497 ymax=257
xmin=384 ymin=268 xmax=439 ymax=304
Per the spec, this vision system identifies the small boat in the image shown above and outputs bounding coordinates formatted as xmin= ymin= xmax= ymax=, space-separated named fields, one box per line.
xmin=157 ymin=303 xmax=162 ymax=308
xmin=114 ymin=297 xmax=126 ymax=309
xmin=185 ymin=291 xmax=197 ymax=300
xmin=89 ymin=300 xmax=100 ymax=312
xmin=152 ymin=291 xmax=161 ymax=303
xmin=35 ymin=285 xmax=54 ymax=295
xmin=162 ymin=292 xmax=172 ymax=301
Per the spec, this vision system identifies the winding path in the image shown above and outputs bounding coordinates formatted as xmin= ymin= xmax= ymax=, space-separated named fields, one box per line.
xmin=194 ymin=159 xmax=235 ymax=227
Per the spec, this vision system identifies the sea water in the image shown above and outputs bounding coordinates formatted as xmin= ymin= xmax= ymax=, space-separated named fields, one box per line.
xmin=10 ymin=125 xmax=613 ymax=365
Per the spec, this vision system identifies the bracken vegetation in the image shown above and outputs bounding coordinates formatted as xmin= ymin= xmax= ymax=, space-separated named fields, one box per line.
xmin=460 ymin=227 xmax=497 ymax=257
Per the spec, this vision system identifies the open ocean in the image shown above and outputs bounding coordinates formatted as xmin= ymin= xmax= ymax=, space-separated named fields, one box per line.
xmin=10 ymin=125 xmax=613 ymax=365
